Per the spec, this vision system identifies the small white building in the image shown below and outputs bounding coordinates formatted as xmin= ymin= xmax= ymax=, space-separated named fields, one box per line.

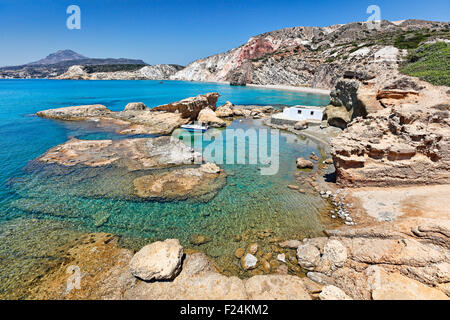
xmin=282 ymin=106 xmax=324 ymax=122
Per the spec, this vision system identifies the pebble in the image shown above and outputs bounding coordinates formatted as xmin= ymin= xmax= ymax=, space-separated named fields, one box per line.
xmin=235 ymin=248 xmax=245 ymax=259
xmin=277 ymin=253 xmax=286 ymax=263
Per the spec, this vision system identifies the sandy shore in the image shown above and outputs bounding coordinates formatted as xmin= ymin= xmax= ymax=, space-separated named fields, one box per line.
xmin=247 ymin=84 xmax=331 ymax=96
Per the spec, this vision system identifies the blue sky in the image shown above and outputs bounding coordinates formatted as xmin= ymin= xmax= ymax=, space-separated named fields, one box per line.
xmin=0 ymin=0 xmax=448 ymax=66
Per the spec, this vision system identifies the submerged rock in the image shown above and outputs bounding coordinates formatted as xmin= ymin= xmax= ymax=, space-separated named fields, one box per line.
xmin=129 ymin=239 xmax=184 ymax=281
xmin=36 ymin=136 xmax=202 ymax=170
xmin=296 ymin=157 xmax=314 ymax=169
xmin=132 ymin=163 xmax=226 ymax=201
xmin=241 ymin=254 xmax=258 ymax=270
xmin=189 ymin=234 xmax=212 ymax=246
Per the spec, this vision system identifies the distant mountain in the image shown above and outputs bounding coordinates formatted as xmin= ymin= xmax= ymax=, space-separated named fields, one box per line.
xmin=0 ymin=50 xmax=149 ymax=79
xmin=27 ymin=50 xmax=88 ymax=65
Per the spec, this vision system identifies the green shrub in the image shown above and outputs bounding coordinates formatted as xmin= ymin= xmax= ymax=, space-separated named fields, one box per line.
xmin=400 ymin=42 xmax=450 ymax=86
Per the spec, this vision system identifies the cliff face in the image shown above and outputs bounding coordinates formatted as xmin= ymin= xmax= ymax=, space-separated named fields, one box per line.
xmin=171 ymin=20 xmax=449 ymax=89
xmin=55 ymin=64 xmax=183 ymax=80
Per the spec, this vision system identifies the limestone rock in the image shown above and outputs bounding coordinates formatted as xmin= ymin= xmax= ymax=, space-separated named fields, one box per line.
xmin=247 ymin=243 xmax=259 ymax=255
xmin=294 ymin=120 xmax=308 ymax=130
xmin=189 ymin=235 xmax=211 ymax=246
xmin=244 ymin=275 xmax=311 ymax=300
xmin=366 ymin=266 xmax=448 ymax=300
xmin=37 ymin=136 xmax=202 ymax=170
xmin=129 ymin=239 xmax=183 ymax=281
xmin=37 ymin=104 xmax=112 ymax=120
xmin=126 ymin=253 xmax=248 ymax=300
xmin=297 ymin=244 xmax=321 ymax=271
xmin=322 ymin=239 xmax=348 ymax=270
xmin=241 ymin=254 xmax=258 ymax=270
xmin=152 ymin=92 xmax=219 ymax=120
xmin=124 ymin=102 xmax=147 ymax=111
xmin=132 ymin=164 xmax=226 ymax=201
xmin=235 ymin=248 xmax=245 ymax=259
xmin=342 ymin=238 xmax=444 ymax=267
xmin=36 ymin=94 xmax=222 ymax=135
xmin=319 ymin=285 xmax=353 ymax=300
xmin=199 ymin=162 xmax=221 ymax=174
xmin=55 ymin=64 xmax=182 ymax=81
xmin=216 ymin=101 xmax=234 ymax=117
xmin=296 ymin=157 xmax=314 ymax=169
xmin=279 ymin=240 xmax=302 ymax=249
xmin=198 ymin=107 xmax=226 ymax=127
xmin=332 ymin=103 xmax=450 ymax=187
xmin=324 ymin=105 xmax=351 ymax=129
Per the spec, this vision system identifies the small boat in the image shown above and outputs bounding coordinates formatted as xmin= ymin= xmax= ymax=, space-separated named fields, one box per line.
xmin=180 ymin=123 xmax=209 ymax=132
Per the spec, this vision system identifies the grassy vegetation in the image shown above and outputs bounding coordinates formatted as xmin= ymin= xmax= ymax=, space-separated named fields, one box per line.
xmin=394 ymin=33 xmax=430 ymax=49
xmin=83 ymin=64 xmax=146 ymax=74
xmin=400 ymin=42 xmax=450 ymax=87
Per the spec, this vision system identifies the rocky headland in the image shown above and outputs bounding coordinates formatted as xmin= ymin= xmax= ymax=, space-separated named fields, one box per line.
xmin=171 ymin=20 xmax=449 ymax=89
xmin=36 ymin=92 xmax=220 ymax=135
xmin=55 ymin=64 xmax=183 ymax=80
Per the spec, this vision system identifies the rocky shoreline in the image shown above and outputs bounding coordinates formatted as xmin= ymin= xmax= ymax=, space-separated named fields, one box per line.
xmin=21 ymin=56 xmax=450 ymax=300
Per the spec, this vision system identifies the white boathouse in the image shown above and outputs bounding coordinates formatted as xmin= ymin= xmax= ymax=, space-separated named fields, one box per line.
xmin=270 ymin=105 xmax=325 ymax=126
xmin=282 ymin=106 xmax=324 ymax=121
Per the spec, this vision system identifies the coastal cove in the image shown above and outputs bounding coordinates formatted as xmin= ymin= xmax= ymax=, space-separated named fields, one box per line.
xmin=0 ymin=79 xmax=333 ymax=298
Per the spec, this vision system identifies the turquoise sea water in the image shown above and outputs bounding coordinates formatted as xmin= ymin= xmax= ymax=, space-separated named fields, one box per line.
xmin=0 ymin=80 xmax=332 ymax=294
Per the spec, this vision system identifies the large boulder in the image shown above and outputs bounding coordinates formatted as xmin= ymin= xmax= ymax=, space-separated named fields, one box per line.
xmin=129 ymin=239 xmax=184 ymax=281
xmin=297 ymin=244 xmax=321 ymax=271
xmin=197 ymin=107 xmax=226 ymax=127
xmin=321 ymin=240 xmax=348 ymax=270
xmin=152 ymin=93 xmax=220 ymax=120
xmin=216 ymin=101 xmax=234 ymax=118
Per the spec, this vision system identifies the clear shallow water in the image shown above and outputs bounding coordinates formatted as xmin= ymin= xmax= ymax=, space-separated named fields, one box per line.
xmin=0 ymin=79 xmax=332 ymax=287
